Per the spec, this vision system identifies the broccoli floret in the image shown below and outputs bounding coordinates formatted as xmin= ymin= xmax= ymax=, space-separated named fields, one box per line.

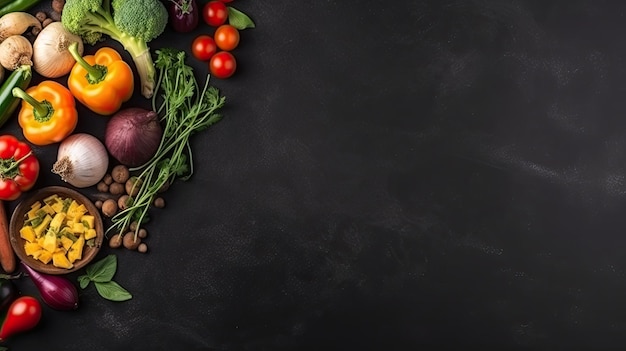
xmin=61 ymin=0 xmax=168 ymax=98
xmin=111 ymin=0 xmax=167 ymax=42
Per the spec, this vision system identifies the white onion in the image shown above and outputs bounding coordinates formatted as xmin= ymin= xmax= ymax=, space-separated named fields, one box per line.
xmin=51 ymin=133 xmax=109 ymax=188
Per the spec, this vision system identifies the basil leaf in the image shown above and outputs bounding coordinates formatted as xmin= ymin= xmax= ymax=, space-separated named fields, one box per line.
xmin=94 ymin=281 xmax=132 ymax=302
xmin=78 ymin=275 xmax=91 ymax=289
xmin=86 ymin=254 xmax=117 ymax=282
xmin=228 ymin=7 xmax=255 ymax=29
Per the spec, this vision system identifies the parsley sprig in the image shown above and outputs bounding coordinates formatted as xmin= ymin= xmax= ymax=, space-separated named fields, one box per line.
xmin=107 ymin=48 xmax=226 ymax=238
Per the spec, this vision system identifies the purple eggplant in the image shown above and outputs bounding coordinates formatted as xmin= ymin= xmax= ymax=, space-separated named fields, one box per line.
xmin=168 ymin=0 xmax=200 ymax=33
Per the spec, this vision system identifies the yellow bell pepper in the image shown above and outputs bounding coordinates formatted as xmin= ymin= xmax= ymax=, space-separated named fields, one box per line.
xmin=67 ymin=42 xmax=134 ymax=116
xmin=12 ymin=80 xmax=78 ymax=146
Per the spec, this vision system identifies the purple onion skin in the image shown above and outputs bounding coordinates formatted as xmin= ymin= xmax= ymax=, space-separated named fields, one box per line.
xmin=21 ymin=262 xmax=79 ymax=311
xmin=105 ymin=108 xmax=163 ymax=168
xmin=169 ymin=0 xmax=199 ymax=33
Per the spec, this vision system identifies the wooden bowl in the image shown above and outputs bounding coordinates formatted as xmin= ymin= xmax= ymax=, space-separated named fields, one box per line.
xmin=9 ymin=186 xmax=104 ymax=275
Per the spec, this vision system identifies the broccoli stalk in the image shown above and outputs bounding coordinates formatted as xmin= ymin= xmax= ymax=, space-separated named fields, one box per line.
xmin=61 ymin=0 xmax=168 ymax=99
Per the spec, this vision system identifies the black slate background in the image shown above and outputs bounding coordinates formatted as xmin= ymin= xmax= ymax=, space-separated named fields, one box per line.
xmin=4 ymin=0 xmax=626 ymax=350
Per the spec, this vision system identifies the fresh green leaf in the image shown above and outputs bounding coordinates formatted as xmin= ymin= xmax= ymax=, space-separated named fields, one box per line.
xmin=228 ymin=7 xmax=255 ymax=29
xmin=78 ymin=275 xmax=91 ymax=289
xmin=94 ymin=281 xmax=132 ymax=302
xmin=85 ymin=254 xmax=117 ymax=282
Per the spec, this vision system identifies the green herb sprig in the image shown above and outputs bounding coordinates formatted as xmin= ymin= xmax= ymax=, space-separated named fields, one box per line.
xmin=78 ymin=254 xmax=132 ymax=302
xmin=106 ymin=48 xmax=225 ymax=239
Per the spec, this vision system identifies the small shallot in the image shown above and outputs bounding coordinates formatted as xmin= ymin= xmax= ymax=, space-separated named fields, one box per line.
xmin=52 ymin=133 xmax=109 ymax=188
xmin=21 ymin=262 xmax=79 ymax=310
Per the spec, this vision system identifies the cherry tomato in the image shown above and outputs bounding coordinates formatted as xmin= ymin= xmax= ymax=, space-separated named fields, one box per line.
xmin=214 ymin=24 xmax=240 ymax=51
xmin=0 ymin=296 xmax=42 ymax=341
xmin=209 ymin=51 xmax=237 ymax=79
xmin=203 ymin=1 xmax=228 ymax=27
xmin=191 ymin=35 xmax=217 ymax=61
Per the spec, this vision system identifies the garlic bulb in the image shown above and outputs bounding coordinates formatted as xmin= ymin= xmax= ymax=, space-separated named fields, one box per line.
xmin=33 ymin=22 xmax=83 ymax=78
xmin=52 ymin=133 xmax=109 ymax=188
xmin=0 ymin=35 xmax=33 ymax=70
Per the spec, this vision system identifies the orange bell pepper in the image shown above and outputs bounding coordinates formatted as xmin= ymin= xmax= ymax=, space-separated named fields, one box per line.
xmin=12 ymin=81 xmax=78 ymax=146
xmin=67 ymin=42 xmax=134 ymax=116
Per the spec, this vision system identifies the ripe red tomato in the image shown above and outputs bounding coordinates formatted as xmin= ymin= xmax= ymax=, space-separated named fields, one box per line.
xmin=0 ymin=135 xmax=39 ymax=201
xmin=202 ymin=1 xmax=228 ymax=27
xmin=214 ymin=24 xmax=240 ymax=51
xmin=0 ymin=296 xmax=42 ymax=341
xmin=209 ymin=51 xmax=237 ymax=79
xmin=191 ymin=35 xmax=217 ymax=61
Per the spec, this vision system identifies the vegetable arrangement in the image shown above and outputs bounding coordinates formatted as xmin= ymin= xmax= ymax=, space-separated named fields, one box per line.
xmin=0 ymin=0 xmax=256 ymax=346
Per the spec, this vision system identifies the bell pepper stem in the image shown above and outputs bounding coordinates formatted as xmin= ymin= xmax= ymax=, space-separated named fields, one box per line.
xmin=11 ymin=87 xmax=49 ymax=118
xmin=68 ymin=41 xmax=105 ymax=82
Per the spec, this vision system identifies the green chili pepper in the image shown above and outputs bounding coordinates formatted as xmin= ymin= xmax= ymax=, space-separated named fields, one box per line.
xmin=0 ymin=0 xmax=42 ymax=17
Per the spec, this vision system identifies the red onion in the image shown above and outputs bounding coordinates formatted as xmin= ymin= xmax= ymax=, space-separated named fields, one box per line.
xmin=104 ymin=108 xmax=163 ymax=167
xmin=21 ymin=262 xmax=79 ymax=310
xmin=168 ymin=0 xmax=199 ymax=33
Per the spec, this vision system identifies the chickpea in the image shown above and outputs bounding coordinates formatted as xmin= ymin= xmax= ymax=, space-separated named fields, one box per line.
xmin=109 ymin=234 xmax=123 ymax=249
xmin=111 ymin=165 xmax=130 ymax=184
xmin=118 ymin=194 xmax=131 ymax=210
xmin=109 ymin=182 xmax=125 ymax=195
xmin=137 ymin=243 xmax=148 ymax=253
xmin=96 ymin=181 xmax=109 ymax=193
xmin=125 ymin=177 xmax=142 ymax=197
xmin=101 ymin=199 xmax=118 ymax=217
xmin=153 ymin=197 xmax=165 ymax=208
xmin=122 ymin=232 xmax=141 ymax=250
xmin=102 ymin=173 xmax=113 ymax=185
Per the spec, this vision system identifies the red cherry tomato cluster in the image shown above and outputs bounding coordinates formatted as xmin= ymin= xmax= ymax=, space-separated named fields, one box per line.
xmin=191 ymin=0 xmax=254 ymax=79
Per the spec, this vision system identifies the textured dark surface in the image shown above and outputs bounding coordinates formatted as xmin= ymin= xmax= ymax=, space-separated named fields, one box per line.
xmin=5 ymin=0 xmax=626 ymax=350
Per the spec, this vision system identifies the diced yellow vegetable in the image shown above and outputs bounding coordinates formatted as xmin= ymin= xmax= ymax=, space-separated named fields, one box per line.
xmin=33 ymin=214 xmax=52 ymax=237
xmin=81 ymin=215 xmax=95 ymax=229
xmin=41 ymin=204 xmax=55 ymax=215
xmin=71 ymin=222 xmax=85 ymax=234
xmin=50 ymin=201 xmax=64 ymax=214
xmin=42 ymin=229 xmax=57 ymax=253
xmin=84 ymin=228 xmax=97 ymax=240
xmin=20 ymin=226 xmax=36 ymax=243
xmin=37 ymin=250 xmax=52 ymax=264
xmin=26 ymin=202 xmax=42 ymax=219
xmin=22 ymin=194 xmax=94 ymax=268
xmin=52 ymin=252 xmax=73 ymax=269
xmin=60 ymin=236 xmax=74 ymax=251
xmin=43 ymin=194 xmax=58 ymax=204
xmin=24 ymin=242 xmax=42 ymax=256
xmin=67 ymin=235 xmax=84 ymax=263
xmin=49 ymin=212 xmax=66 ymax=230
